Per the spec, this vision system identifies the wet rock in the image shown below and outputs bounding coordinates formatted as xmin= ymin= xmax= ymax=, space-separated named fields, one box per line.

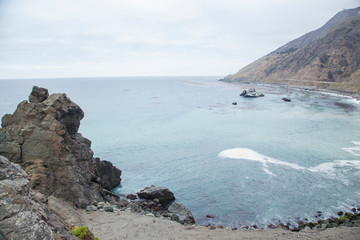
xmin=232 ymin=102 xmax=237 ymax=105
xmin=126 ymin=194 xmax=138 ymax=200
xmin=137 ymin=185 xmax=175 ymax=205
xmin=282 ymin=97 xmax=291 ymax=102
xmin=94 ymin=157 xmax=122 ymax=191
xmin=206 ymin=215 xmax=216 ymax=218
xmin=337 ymin=211 xmax=344 ymax=216
xmin=240 ymin=88 xmax=264 ymax=97
xmin=0 ymin=87 xmax=122 ymax=208
xmin=0 ymin=156 xmax=73 ymax=239
xmin=167 ymin=202 xmax=195 ymax=225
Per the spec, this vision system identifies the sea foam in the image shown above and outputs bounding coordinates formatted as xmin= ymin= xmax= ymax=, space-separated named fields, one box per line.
xmin=342 ymin=141 xmax=360 ymax=157
xmin=219 ymin=147 xmax=360 ymax=180
xmin=218 ymin=148 xmax=305 ymax=175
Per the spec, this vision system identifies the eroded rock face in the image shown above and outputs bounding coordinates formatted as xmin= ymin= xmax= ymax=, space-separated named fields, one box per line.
xmin=0 ymin=156 xmax=73 ymax=240
xmin=0 ymin=86 xmax=122 ymax=208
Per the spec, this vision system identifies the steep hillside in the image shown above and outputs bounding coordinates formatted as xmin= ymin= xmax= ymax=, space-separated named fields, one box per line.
xmin=222 ymin=7 xmax=360 ymax=94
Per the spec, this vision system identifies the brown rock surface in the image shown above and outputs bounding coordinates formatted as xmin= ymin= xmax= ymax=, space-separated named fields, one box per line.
xmin=0 ymin=155 xmax=74 ymax=239
xmin=222 ymin=7 xmax=360 ymax=94
xmin=0 ymin=86 xmax=122 ymax=208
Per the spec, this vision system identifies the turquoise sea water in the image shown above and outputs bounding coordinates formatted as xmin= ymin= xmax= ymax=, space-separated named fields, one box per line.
xmin=1 ymin=76 xmax=360 ymax=228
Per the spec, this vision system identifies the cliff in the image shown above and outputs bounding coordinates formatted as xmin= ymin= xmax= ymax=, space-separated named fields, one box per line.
xmin=222 ymin=7 xmax=360 ymax=94
xmin=0 ymin=155 xmax=75 ymax=239
xmin=0 ymin=86 xmax=122 ymax=208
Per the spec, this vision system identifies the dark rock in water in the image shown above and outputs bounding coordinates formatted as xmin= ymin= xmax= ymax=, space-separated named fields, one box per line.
xmin=334 ymin=101 xmax=357 ymax=111
xmin=282 ymin=97 xmax=291 ymax=102
xmin=337 ymin=211 xmax=344 ymax=216
xmin=94 ymin=157 xmax=122 ymax=191
xmin=206 ymin=214 xmax=216 ymax=218
xmin=232 ymin=102 xmax=237 ymax=105
xmin=167 ymin=202 xmax=195 ymax=225
xmin=126 ymin=194 xmax=138 ymax=200
xmin=0 ymin=86 xmax=122 ymax=208
xmin=29 ymin=86 xmax=49 ymax=103
xmin=240 ymin=88 xmax=264 ymax=97
xmin=137 ymin=185 xmax=175 ymax=205
xmin=0 ymin=156 xmax=73 ymax=239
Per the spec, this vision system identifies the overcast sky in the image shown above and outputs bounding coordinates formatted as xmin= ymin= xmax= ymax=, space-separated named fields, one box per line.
xmin=0 ymin=0 xmax=359 ymax=79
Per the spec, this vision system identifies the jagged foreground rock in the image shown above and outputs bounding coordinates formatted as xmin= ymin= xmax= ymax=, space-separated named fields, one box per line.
xmin=0 ymin=156 xmax=74 ymax=240
xmin=0 ymin=86 xmax=122 ymax=208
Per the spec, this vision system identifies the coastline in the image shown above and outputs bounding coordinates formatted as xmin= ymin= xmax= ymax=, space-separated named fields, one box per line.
xmin=220 ymin=79 xmax=360 ymax=102
xmin=79 ymin=210 xmax=360 ymax=240
xmin=1 ymin=85 xmax=360 ymax=239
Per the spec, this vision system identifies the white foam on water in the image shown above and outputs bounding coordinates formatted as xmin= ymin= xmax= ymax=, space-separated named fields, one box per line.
xmin=342 ymin=141 xmax=360 ymax=157
xmin=309 ymin=160 xmax=360 ymax=173
xmin=218 ymin=148 xmax=305 ymax=175
xmin=219 ymin=147 xmax=360 ymax=182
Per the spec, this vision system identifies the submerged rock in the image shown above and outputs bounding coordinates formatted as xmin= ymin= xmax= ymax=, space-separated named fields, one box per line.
xmin=0 ymin=156 xmax=73 ymax=239
xmin=240 ymin=88 xmax=264 ymax=97
xmin=0 ymin=86 xmax=122 ymax=208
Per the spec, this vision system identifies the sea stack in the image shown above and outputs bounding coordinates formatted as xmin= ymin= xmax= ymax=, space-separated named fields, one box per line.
xmin=0 ymin=86 xmax=122 ymax=208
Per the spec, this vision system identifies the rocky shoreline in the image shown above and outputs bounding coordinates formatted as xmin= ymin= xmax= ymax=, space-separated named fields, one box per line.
xmin=0 ymin=86 xmax=195 ymax=239
xmin=0 ymin=86 xmax=359 ymax=239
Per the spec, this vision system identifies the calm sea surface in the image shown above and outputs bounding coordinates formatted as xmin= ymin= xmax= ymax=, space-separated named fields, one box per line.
xmin=1 ymin=76 xmax=360 ymax=227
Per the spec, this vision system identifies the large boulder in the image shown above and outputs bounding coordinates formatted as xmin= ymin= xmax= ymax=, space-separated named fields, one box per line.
xmin=137 ymin=185 xmax=175 ymax=205
xmin=94 ymin=158 xmax=122 ymax=191
xmin=240 ymin=88 xmax=264 ymax=97
xmin=0 ymin=156 xmax=74 ymax=239
xmin=0 ymin=86 xmax=122 ymax=208
xmin=167 ymin=202 xmax=195 ymax=225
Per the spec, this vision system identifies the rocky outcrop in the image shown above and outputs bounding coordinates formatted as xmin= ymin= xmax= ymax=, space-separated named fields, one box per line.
xmin=137 ymin=185 xmax=176 ymax=205
xmin=0 ymin=156 xmax=74 ymax=239
xmin=85 ymin=185 xmax=195 ymax=225
xmin=94 ymin=158 xmax=122 ymax=191
xmin=167 ymin=202 xmax=195 ymax=225
xmin=222 ymin=7 xmax=360 ymax=94
xmin=0 ymin=86 xmax=122 ymax=208
xmin=240 ymin=88 xmax=264 ymax=97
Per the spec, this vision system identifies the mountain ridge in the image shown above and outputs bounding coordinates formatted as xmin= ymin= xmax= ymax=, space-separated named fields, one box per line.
xmin=222 ymin=7 xmax=360 ymax=94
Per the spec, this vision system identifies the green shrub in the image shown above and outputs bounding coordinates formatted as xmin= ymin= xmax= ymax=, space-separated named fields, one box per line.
xmin=71 ymin=226 xmax=99 ymax=240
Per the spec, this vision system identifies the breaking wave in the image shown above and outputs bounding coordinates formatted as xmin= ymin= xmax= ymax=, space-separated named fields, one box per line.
xmin=219 ymin=147 xmax=360 ymax=179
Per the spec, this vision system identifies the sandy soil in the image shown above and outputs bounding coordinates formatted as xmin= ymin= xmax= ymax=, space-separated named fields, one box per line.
xmin=80 ymin=211 xmax=360 ymax=240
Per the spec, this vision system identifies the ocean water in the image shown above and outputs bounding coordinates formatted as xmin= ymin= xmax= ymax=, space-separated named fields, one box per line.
xmin=1 ymin=76 xmax=360 ymax=228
